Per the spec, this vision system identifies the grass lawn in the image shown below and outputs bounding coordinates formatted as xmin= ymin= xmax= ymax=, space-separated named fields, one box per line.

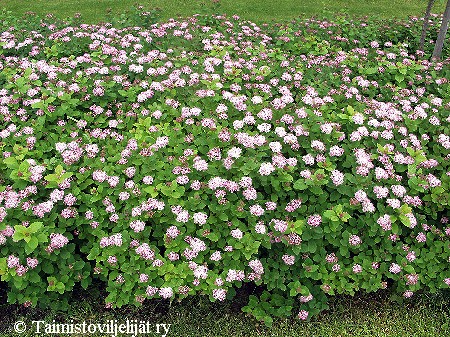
xmin=1 ymin=287 xmax=449 ymax=336
xmin=0 ymin=0 xmax=448 ymax=23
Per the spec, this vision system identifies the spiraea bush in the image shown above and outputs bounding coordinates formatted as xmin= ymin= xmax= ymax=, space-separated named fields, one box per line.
xmin=0 ymin=10 xmax=449 ymax=326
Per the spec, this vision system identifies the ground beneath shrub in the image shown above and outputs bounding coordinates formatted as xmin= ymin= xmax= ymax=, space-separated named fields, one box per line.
xmin=0 ymin=283 xmax=448 ymax=337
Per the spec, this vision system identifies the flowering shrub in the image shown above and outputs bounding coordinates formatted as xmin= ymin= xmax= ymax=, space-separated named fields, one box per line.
xmin=0 ymin=11 xmax=449 ymax=325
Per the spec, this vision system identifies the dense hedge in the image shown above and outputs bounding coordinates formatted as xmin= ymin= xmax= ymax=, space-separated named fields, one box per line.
xmin=0 ymin=11 xmax=449 ymax=325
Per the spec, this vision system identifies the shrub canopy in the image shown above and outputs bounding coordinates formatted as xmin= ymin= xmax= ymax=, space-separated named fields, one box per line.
xmin=0 ymin=12 xmax=449 ymax=325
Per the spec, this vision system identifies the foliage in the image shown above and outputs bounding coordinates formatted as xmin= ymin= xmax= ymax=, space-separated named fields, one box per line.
xmin=0 ymin=11 xmax=449 ymax=325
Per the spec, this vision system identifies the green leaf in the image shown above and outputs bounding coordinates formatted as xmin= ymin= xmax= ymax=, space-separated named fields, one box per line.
xmin=12 ymin=229 xmax=25 ymax=242
xmin=208 ymin=232 xmax=219 ymax=242
xmin=28 ymin=272 xmax=41 ymax=283
xmin=37 ymin=233 xmax=48 ymax=243
xmin=0 ymin=258 xmax=7 ymax=276
xmin=144 ymin=186 xmax=158 ymax=197
xmin=310 ymin=186 xmax=323 ymax=195
xmin=323 ymin=210 xmax=335 ymax=219
xmin=25 ymin=237 xmax=39 ymax=254
xmin=293 ymin=220 xmax=304 ymax=234
xmin=59 ymin=172 xmax=73 ymax=182
xmin=278 ymin=173 xmax=293 ymax=182
xmin=399 ymin=215 xmax=410 ymax=227
xmin=306 ymin=241 xmax=317 ymax=253
xmin=28 ymin=222 xmax=43 ymax=233
xmin=44 ymin=174 xmax=58 ymax=182
xmin=218 ymin=213 xmax=228 ymax=221
xmin=293 ymin=179 xmax=308 ymax=190
xmin=3 ymin=156 xmax=19 ymax=169
xmin=54 ymin=165 xmax=64 ymax=175
xmin=81 ymin=278 xmax=90 ymax=289
xmin=73 ymin=261 xmax=85 ymax=270
xmin=395 ymin=74 xmax=404 ymax=83
xmin=42 ymin=262 xmax=54 ymax=274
